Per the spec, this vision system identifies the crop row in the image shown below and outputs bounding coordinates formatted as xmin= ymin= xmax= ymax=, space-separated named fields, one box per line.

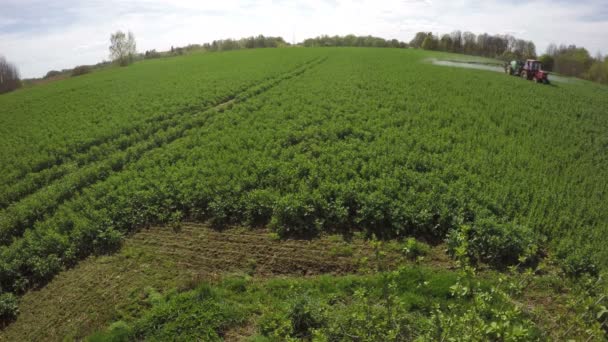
xmin=0 ymin=57 xmax=326 ymax=246
xmin=0 ymin=94 xmax=232 ymax=207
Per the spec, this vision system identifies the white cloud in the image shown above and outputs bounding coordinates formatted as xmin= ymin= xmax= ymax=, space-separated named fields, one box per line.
xmin=1 ymin=0 xmax=607 ymax=78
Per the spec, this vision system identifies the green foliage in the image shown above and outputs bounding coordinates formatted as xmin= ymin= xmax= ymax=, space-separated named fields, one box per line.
xmin=555 ymin=242 xmax=599 ymax=278
xmin=72 ymin=65 xmax=92 ymax=76
xmin=259 ymin=294 xmax=326 ymax=340
xmin=203 ymin=35 xmax=288 ymax=52
xmin=421 ymin=35 xmax=437 ymax=51
xmin=539 ymin=54 xmax=554 ymax=71
xmin=89 ymin=283 xmax=247 ymax=341
xmin=447 ymin=219 xmax=540 ymax=268
xmin=87 ymin=321 xmax=132 ymax=342
xmin=288 ymin=295 xmax=325 ymax=338
xmin=424 ymin=295 xmax=537 ymax=341
xmin=0 ymin=47 xmax=607 ymax=325
xmin=402 ymin=238 xmax=430 ymax=260
xmin=0 ymin=292 xmax=19 ymax=325
xmin=411 ymin=31 xmax=536 ymax=59
xmin=329 ymin=244 xmax=354 ymax=257
xmin=0 ymin=56 xmax=22 ymax=94
xmin=87 ymin=266 xmax=549 ymax=341
xmin=302 ymin=34 xmax=407 ymax=48
xmin=584 ymin=59 xmax=608 ymax=84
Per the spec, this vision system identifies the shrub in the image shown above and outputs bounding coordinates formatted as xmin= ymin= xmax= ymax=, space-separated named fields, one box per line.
xmin=44 ymin=70 xmax=62 ymax=79
xmin=144 ymin=50 xmax=161 ymax=59
xmin=329 ymin=244 xmax=353 ymax=257
xmin=0 ymin=292 xmax=19 ymax=325
xmin=88 ymin=321 xmax=132 ymax=342
xmin=447 ymin=219 xmax=539 ymax=268
xmin=556 ymin=243 xmax=599 ymax=278
xmin=258 ymin=310 xmax=294 ymax=340
xmin=402 ymin=237 xmax=430 ymax=260
xmin=288 ymin=296 xmax=325 ymax=338
xmin=270 ymin=194 xmax=322 ymax=238
xmin=72 ymin=65 xmax=92 ymax=77
xmin=258 ymin=295 xmax=326 ymax=340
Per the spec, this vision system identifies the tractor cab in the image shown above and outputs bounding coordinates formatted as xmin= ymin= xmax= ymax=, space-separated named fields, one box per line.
xmin=524 ymin=60 xmax=541 ymax=71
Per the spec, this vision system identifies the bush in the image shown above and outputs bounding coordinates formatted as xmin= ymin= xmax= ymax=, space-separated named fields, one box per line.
xmin=270 ymin=194 xmax=322 ymax=238
xmin=0 ymin=292 xmax=19 ymax=325
xmin=539 ymin=54 xmax=555 ymax=71
xmin=144 ymin=50 xmax=161 ymax=59
xmin=288 ymin=296 xmax=325 ymax=338
xmin=556 ymin=243 xmax=599 ymax=278
xmin=44 ymin=70 xmax=62 ymax=79
xmin=72 ymin=65 xmax=92 ymax=77
xmin=402 ymin=238 xmax=430 ymax=260
xmin=259 ymin=295 xmax=326 ymax=340
xmin=447 ymin=219 xmax=540 ymax=268
xmin=88 ymin=321 xmax=132 ymax=342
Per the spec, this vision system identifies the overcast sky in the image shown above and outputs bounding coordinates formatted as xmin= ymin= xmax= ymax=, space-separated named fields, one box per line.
xmin=1 ymin=0 xmax=607 ymax=78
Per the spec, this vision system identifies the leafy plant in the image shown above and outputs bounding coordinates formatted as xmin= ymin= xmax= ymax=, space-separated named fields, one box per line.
xmin=402 ymin=237 xmax=430 ymax=260
xmin=447 ymin=219 xmax=540 ymax=269
xmin=0 ymin=292 xmax=19 ymax=325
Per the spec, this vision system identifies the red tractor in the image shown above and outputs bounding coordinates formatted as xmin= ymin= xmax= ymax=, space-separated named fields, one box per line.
xmin=505 ymin=59 xmax=550 ymax=84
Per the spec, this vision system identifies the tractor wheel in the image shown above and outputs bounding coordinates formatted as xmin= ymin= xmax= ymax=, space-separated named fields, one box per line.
xmin=521 ymin=71 xmax=528 ymax=80
xmin=543 ymin=79 xmax=550 ymax=85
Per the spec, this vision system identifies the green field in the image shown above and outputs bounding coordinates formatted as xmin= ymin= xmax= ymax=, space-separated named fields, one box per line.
xmin=1 ymin=47 xmax=607 ymax=340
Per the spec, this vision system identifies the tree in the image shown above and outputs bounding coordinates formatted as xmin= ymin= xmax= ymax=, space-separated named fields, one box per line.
xmin=439 ymin=34 xmax=453 ymax=52
xmin=546 ymin=43 xmax=558 ymax=57
xmin=449 ymin=31 xmax=462 ymax=53
xmin=462 ymin=32 xmax=476 ymax=55
xmin=421 ymin=34 xmax=437 ymax=50
xmin=584 ymin=59 xmax=608 ymax=84
xmin=44 ymin=70 xmax=62 ymax=79
xmin=410 ymin=32 xmax=431 ymax=48
xmin=539 ymin=54 xmax=554 ymax=71
xmin=0 ymin=56 xmax=21 ymax=94
xmin=553 ymin=46 xmax=592 ymax=77
xmin=72 ymin=65 xmax=92 ymax=77
xmin=109 ymin=31 xmax=137 ymax=66
xmin=523 ymin=41 xmax=537 ymax=59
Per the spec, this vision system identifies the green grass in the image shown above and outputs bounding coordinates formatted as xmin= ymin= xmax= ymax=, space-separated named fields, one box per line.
xmin=90 ymin=261 xmax=603 ymax=341
xmin=86 ymin=268 xmax=509 ymax=341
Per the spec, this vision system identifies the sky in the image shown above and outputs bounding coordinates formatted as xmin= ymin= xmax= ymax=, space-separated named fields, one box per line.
xmin=1 ymin=0 xmax=607 ymax=78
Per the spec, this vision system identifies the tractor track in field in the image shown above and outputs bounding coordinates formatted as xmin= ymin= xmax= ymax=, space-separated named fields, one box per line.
xmin=0 ymin=57 xmax=328 ymax=246
xmin=0 ymin=223 xmax=410 ymax=341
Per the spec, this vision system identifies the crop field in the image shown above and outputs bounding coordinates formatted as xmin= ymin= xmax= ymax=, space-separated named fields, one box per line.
xmin=1 ymin=47 xmax=607 ymax=340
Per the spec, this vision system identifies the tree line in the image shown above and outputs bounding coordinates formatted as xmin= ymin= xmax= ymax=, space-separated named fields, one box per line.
xmin=540 ymin=44 xmax=607 ymax=84
xmin=302 ymin=35 xmax=408 ymax=48
xmin=2 ymin=31 xmax=607 ymax=94
xmin=410 ymin=31 xmax=537 ymax=60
